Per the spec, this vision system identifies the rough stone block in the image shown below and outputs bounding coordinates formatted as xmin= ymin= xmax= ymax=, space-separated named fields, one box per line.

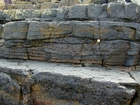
xmin=51 ymin=21 xmax=73 ymax=37
xmin=59 ymin=0 xmax=69 ymax=7
xmin=59 ymin=0 xmax=81 ymax=7
xmin=40 ymin=2 xmax=58 ymax=9
xmin=4 ymin=22 xmax=28 ymax=40
xmin=124 ymin=3 xmax=137 ymax=19
xmin=82 ymin=0 xmax=94 ymax=4
xmin=99 ymin=21 xmax=136 ymax=40
xmin=27 ymin=22 xmax=55 ymax=40
xmin=51 ymin=0 xmax=58 ymax=2
xmin=4 ymin=4 xmax=14 ymax=9
xmin=73 ymin=21 xmax=99 ymax=38
xmin=99 ymin=40 xmax=129 ymax=66
xmin=124 ymin=55 xmax=139 ymax=66
xmin=88 ymin=4 xmax=103 ymax=18
xmin=68 ymin=4 xmax=88 ymax=19
xmin=127 ymin=42 xmax=140 ymax=55
xmin=15 ymin=9 xmax=41 ymax=20
xmin=14 ymin=4 xmax=36 ymax=9
xmin=37 ymin=0 xmax=51 ymax=2
xmin=3 ymin=10 xmax=16 ymax=20
xmin=107 ymin=2 xmax=124 ymax=18
xmin=69 ymin=0 xmax=82 ymax=6
xmin=56 ymin=6 xmax=69 ymax=19
xmin=41 ymin=9 xmax=57 ymax=19
xmin=0 ymin=73 xmax=20 ymax=105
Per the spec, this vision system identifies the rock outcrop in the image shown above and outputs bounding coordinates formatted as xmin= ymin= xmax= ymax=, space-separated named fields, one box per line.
xmin=0 ymin=2 xmax=140 ymax=105
xmin=0 ymin=20 xmax=140 ymax=67
xmin=0 ymin=59 xmax=139 ymax=105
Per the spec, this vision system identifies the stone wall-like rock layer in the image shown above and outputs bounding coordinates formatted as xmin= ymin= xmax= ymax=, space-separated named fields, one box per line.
xmin=0 ymin=2 xmax=140 ymax=21
xmin=0 ymin=21 xmax=140 ymax=67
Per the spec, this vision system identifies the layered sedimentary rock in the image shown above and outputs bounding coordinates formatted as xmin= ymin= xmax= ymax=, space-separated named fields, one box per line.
xmin=0 ymin=59 xmax=139 ymax=105
xmin=0 ymin=2 xmax=140 ymax=105
xmin=0 ymin=21 xmax=140 ymax=67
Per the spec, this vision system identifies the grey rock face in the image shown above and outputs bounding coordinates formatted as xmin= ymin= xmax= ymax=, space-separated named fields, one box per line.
xmin=68 ymin=4 xmax=88 ymax=19
xmin=99 ymin=21 xmax=136 ymax=40
xmin=15 ymin=9 xmax=41 ymax=20
xmin=41 ymin=9 xmax=57 ymax=19
xmin=57 ymin=6 xmax=69 ymax=19
xmin=0 ymin=59 xmax=139 ymax=105
xmin=124 ymin=3 xmax=137 ymax=19
xmin=4 ymin=22 xmax=28 ymax=40
xmin=98 ymin=40 xmax=129 ymax=66
xmin=0 ymin=73 xmax=20 ymax=105
xmin=27 ymin=22 xmax=55 ymax=40
xmin=1 ymin=21 xmax=140 ymax=66
xmin=107 ymin=2 xmax=124 ymax=18
xmin=88 ymin=4 xmax=103 ymax=18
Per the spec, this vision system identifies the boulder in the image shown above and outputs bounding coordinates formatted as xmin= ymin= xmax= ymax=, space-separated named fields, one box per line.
xmin=4 ymin=22 xmax=28 ymax=40
xmin=68 ymin=4 xmax=88 ymax=19
xmin=88 ymin=4 xmax=103 ymax=18
xmin=107 ymin=2 xmax=125 ymax=18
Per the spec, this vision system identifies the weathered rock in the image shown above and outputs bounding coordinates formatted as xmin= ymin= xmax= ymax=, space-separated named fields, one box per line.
xmin=14 ymin=4 xmax=36 ymax=9
xmin=125 ymin=42 xmax=140 ymax=66
xmin=51 ymin=21 xmax=73 ymax=36
xmin=0 ymin=59 xmax=138 ymax=105
xmin=82 ymin=0 xmax=94 ymax=4
xmin=68 ymin=4 xmax=88 ymax=19
xmin=27 ymin=22 xmax=55 ymax=40
xmin=41 ymin=9 xmax=57 ymax=19
xmin=40 ymin=2 xmax=59 ymax=9
xmin=0 ymin=73 xmax=21 ymax=105
xmin=98 ymin=40 xmax=130 ymax=66
xmin=59 ymin=0 xmax=81 ymax=7
xmin=107 ymin=2 xmax=125 ymax=18
xmin=4 ymin=22 xmax=28 ymax=40
xmin=56 ymin=6 xmax=69 ymax=19
xmin=88 ymin=4 xmax=103 ymax=18
xmin=72 ymin=21 xmax=99 ymax=38
xmin=3 ymin=10 xmax=16 ymax=20
xmin=136 ymin=25 xmax=140 ymax=40
xmin=100 ymin=21 xmax=136 ymax=40
xmin=15 ymin=9 xmax=41 ymax=20
xmin=124 ymin=3 xmax=137 ymax=19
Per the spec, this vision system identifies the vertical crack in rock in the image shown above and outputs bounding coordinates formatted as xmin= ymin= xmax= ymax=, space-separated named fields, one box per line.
xmin=19 ymin=84 xmax=23 ymax=103
xmin=25 ymin=22 xmax=30 ymax=60
xmin=129 ymin=90 xmax=139 ymax=105
xmin=127 ymin=72 xmax=140 ymax=105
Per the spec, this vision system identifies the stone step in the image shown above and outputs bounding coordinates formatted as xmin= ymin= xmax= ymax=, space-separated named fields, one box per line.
xmin=0 ymin=59 xmax=139 ymax=105
xmin=0 ymin=21 xmax=140 ymax=67
xmin=0 ymin=2 xmax=59 ymax=10
xmin=0 ymin=2 xmax=139 ymax=21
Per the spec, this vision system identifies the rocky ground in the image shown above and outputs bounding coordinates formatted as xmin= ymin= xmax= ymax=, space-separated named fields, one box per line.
xmin=0 ymin=59 xmax=139 ymax=105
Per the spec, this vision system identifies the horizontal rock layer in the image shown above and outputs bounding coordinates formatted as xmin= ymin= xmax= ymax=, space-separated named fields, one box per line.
xmin=0 ymin=59 xmax=139 ymax=105
xmin=0 ymin=21 xmax=140 ymax=67
xmin=0 ymin=2 xmax=140 ymax=21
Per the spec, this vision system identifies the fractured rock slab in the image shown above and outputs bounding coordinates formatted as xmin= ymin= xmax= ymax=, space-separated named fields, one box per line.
xmin=0 ymin=59 xmax=139 ymax=105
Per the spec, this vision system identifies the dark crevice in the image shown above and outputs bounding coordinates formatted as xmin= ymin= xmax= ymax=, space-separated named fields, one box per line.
xmin=128 ymin=72 xmax=136 ymax=80
xmin=19 ymin=85 xmax=23 ymax=101
xmin=129 ymin=90 xmax=139 ymax=105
